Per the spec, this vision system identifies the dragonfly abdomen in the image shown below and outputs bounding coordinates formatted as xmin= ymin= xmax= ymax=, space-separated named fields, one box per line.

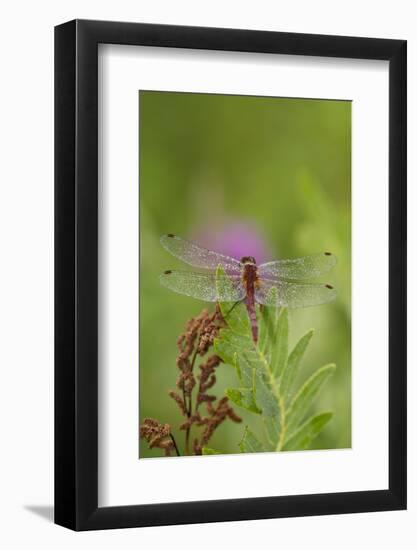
xmin=246 ymin=297 xmax=258 ymax=343
xmin=242 ymin=261 xmax=259 ymax=344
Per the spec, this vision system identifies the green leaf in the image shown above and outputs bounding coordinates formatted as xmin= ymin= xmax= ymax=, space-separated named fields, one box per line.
xmin=214 ymin=269 xmax=335 ymax=455
xmin=226 ymin=387 xmax=261 ymax=414
xmin=213 ymin=335 xmax=235 ymax=366
xmin=259 ymin=303 xmax=288 ymax=377
xmin=286 ymin=364 xmax=336 ymax=437
xmin=215 ymin=336 xmax=256 ymax=387
xmin=272 ymin=308 xmax=289 ymax=377
xmin=202 ymin=447 xmax=220 ymax=455
xmin=254 ymin=370 xmax=280 ymax=417
xmin=258 ymin=291 xmax=279 ymax=356
xmin=264 ymin=415 xmax=281 ymax=449
xmin=239 ymin=427 xmax=265 ymax=453
xmin=280 ymin=329 xmax=314 ymax=401
xmin=283 ymin=412 xmax=333 ymax=451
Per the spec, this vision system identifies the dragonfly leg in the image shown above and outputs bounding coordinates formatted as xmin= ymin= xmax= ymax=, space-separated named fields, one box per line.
xmin=221 ymin=299 xmax=245 ymax=320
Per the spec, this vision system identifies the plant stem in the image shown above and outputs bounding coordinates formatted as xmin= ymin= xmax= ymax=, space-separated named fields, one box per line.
xmin=276 ymin=396 xmax=287 ymax=451
xmin=170 ymin=434 xmax=181 ymax=457
xmin=185 ymin=429 xmax=190 ymax=455
xmin=184 ymin=342 xmax=200 ymax=455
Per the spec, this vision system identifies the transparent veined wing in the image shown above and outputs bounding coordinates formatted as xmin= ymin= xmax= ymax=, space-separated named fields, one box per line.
xmin=255 ymin=278 xmax=336 ymax=308
xmin=160 ymin=234 xmax=242 ymax=274
xmin=160 ymin=270 xmax=246 ymax=302
xmin=258 ymin=252 xmax=337 ymax=281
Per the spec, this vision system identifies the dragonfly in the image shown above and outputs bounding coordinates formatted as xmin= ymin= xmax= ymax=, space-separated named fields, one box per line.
xmin=159 ymin=234 xmax=337 ymax=344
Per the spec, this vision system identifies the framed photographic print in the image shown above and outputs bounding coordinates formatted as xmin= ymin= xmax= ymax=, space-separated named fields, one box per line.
xmin=55 ymin=20 xmax=406 ymax=530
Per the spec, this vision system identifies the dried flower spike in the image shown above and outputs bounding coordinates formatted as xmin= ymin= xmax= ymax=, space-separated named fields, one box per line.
xmin=141 ymin=307 xmax=240 ymax=457
xmin=139 ymin=418 xmax=179 ymax=457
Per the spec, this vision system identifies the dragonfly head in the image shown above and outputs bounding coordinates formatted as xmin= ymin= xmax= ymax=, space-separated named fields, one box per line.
xmin=240 ymin=256 xmax=257 ymax=266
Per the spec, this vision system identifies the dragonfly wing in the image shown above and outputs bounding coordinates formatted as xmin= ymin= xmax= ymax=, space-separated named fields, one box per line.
xmin=255 ymin=278 xmax=336 ymax=308
xmin=258 ymin=252 xmax=337 ymax=280
xmin=160 ymin=234 xmax=242 ymax=273
xmin=160 ymin=270 xmax=246 ymax=302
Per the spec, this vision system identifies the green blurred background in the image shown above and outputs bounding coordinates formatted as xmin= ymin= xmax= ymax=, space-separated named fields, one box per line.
xmin=139 ymin=91 xmax=351 ymax=458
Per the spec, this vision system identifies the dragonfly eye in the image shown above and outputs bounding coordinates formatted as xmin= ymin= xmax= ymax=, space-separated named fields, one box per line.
xmin=241 ymin=256 xmax=256 ymax=265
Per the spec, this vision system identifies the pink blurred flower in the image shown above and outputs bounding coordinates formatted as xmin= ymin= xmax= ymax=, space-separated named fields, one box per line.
xmin=192 ymin=221 xmax=272 ymax=264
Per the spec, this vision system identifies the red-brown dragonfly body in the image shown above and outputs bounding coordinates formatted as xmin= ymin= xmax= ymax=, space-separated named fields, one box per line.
xmin=159 ymin=234 xmax=337 ymax=345
xmin=241 ymin=256 xmax=260 ymax=343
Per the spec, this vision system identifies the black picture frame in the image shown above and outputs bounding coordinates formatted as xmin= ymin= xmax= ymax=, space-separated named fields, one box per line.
xmin=55 ymin=19 xmax=407 ymax=531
